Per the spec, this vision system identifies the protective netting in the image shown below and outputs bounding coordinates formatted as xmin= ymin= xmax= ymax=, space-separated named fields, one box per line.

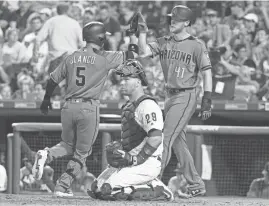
xmin=20 ymin=131 xmax=102 ymax=191
xmin=163 ymin=135 xmax=269 ymax=196
xmin=19 ymin=131 xmax=269 ymax=196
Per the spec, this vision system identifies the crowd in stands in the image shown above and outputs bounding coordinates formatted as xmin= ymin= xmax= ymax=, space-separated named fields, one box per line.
xmin=0 ymin=1 xmax=268 ymax=102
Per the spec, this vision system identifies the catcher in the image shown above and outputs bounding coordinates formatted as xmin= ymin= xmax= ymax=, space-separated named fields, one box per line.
xmin=87 ymin=59 xmax=173 ymax=201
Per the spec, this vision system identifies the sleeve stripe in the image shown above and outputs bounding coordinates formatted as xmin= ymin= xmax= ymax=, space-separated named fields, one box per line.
xmin=147 ymin=44 xmax=155 ymax=58
xmin=201 ymin=65 xmax=212 ymax=71
xmin=49 ymin=74 xmax=58 ymax=84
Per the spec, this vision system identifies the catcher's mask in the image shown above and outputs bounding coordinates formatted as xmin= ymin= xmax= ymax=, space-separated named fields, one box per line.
xmin=114 ymin=59 xmax=148 ymax=86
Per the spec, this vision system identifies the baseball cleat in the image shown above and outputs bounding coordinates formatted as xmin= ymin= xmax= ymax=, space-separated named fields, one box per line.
xmin=54 ymin=185 xmax=74 ymax=197
xmin=32 ymin=150 xmax=48 ymax=180
xmin=187 ymin=188 xmax=206 ymax=197
xmin=162 ymin=186 xmax=174 ymax=201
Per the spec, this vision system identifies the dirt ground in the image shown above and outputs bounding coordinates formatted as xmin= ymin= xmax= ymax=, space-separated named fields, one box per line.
xmin=0 ymin=194 xmax=268 ymax=206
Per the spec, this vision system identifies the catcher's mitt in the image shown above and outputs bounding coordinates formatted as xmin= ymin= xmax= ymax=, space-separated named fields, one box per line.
xmin=126 ymin=12 xmax=148 ymax=36
xmin=105 ymin=141 xmax=130 ymax=168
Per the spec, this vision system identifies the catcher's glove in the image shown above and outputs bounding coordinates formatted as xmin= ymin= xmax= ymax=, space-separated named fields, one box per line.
xmin=198 ymin=92 xmax=212 ymax=120
xmin=126 ymin=12 xmax=148 ymax=36
xmin=105 ymin=141 xmax=133 ymax=168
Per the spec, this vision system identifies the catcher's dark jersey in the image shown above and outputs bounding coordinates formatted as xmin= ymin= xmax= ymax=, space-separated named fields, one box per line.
xmin=50 ymin=49 xmax=125 ymax=100
xmin=148 ymin=36 xmax=211 ymax=89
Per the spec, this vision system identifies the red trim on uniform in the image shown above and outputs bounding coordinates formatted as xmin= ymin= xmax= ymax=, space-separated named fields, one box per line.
xmin=147 ymin=43 xmax=155 ymax=58
xmin=164 ymin=92 xmax=192 ymax=167
xmin=201 ymin=66 xmax=212 ymax=71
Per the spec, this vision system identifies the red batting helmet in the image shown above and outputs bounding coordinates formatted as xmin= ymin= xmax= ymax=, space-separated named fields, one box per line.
xmin=82 ymin=21 xmax=111 ymax=47
xmin=167 ymin=5 xmax=193 ymax=26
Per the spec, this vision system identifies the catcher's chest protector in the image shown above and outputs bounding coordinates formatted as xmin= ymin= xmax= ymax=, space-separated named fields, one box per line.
xmin=121 ymin=95 xmax=156 ymax=152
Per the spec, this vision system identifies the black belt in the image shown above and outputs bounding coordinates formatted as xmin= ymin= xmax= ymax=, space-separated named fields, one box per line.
xmin=166 ymin=87 xmax=194 ymax=94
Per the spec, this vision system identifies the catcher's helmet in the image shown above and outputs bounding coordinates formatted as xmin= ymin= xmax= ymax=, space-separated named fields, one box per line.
xmin=82 ymin=21 xmax=111 ymax=46
xmin=167 ymin=5 xmax=193 ymax=26
xmin=115 ymin=59 xmax=148 ymax=86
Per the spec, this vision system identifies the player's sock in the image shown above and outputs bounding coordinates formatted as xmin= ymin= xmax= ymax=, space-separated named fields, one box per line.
xmin=32 ymin=150 xmax=48 ymax=180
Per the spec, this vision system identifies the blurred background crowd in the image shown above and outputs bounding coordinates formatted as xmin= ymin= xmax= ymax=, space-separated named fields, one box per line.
xmin=0 ymin=0 xmax=269 ymax=102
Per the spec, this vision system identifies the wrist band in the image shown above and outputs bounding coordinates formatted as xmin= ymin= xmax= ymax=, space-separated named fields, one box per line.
xmin=128 ymin=44 xmax=139 ymax=54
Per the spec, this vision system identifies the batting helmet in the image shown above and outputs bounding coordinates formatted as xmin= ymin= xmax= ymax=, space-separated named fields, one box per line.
xmin=167 ymin=5 xmax=193 ymax=26
xmin=82 ymin=21 xmax=111 ymax=47
xmin=114 ymin=59 xmax=148 ymax=86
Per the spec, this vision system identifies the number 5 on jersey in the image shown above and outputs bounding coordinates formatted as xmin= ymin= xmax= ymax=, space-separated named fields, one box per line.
xmin=175 ymin=66 xmax=185 ymax=78
xmin=76 ymin=67 xmax=85 ymax=86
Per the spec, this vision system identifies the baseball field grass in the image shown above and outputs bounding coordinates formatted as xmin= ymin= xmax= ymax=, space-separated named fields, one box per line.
xmin=0 ymin=193 xmax=268 ymax=206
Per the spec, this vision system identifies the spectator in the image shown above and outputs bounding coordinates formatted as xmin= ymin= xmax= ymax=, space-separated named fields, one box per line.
xmin=256 ymin=56 xmax=269 ymax=101
xmin=252 ymin=29 xmax=269 ymax=67
xmin=2 ymin=28 xmax=27 ymax=69
xmin=33 ymin=3 xmax=83 ymax=74
xmin=211 ymin=48 xmax=238 ymax=100
xmin=82 ymin=8 xmax=95 ymax=26
xmin=98 ymin=3 xmax=121 ymax=51
xmin=230 ymin=44 xmax=255 ymax=67
xmin=220 ymin=52 xmax=259 ymax=101
xmin=247 ymin=161 xmax=269 ymax=198
xmin=118 ymin=1 xmax=137 ymax=31
xmin=206 ymin=8 xmax=231 ymax=48
xmin=13 ymin=69 xmax=35 ymax=100
xmin=168 ymin=163 xmax=189 ymax=199
xmin=33 ymin=83 xmax=45 ymax=101
xmin=69 ymin=3 xmax=84 ymax=26
xmin=223 ymin=1 xmax=245 ymax=30
xmin=0 ymin=149 xmax=7 ymax=192
xmin=20 ymin=157 xmax=35 ymax=190
xmin=243 ymin=13 xmax=259 ymax=43
xmin=10 ymin=1 xmax=34 ymax=40
xmin=0 ymin=84 xmax=12 ymax=100
xmin=22 ymin=15 xmax=48 ymax=75
xmin=39 ymin=8 xmax=52 ymax=23
xmin=20 ymin=137 xmax=55 ymax=192
xmin=0 ymin=1 xmax=13 ymax=34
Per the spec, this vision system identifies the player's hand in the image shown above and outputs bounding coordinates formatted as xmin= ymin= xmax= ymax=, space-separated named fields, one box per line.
xmin=199 ymin=92 xmax=212 ymax=121
xmin=40 ymin=95 xmax=52 ymax=115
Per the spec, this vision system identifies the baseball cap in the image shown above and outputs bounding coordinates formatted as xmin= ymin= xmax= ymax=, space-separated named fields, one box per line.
xmin=39 ymin=8 xmax=52 ymax=17
xmin=243 ymin=13 xmax=258 ymax=24
xmin=206 ymin=9 xmax=218 ymax=16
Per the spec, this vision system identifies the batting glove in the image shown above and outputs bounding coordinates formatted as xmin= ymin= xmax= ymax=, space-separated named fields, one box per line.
xmin=40 ymin=95 xmax=52 ymax=115
xmin=199 ymin=91 xmax=212 ymax=121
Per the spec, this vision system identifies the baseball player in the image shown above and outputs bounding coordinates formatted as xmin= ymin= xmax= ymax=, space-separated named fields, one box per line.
xmin=132 ymin=5 xmax=213 ymax=197
xmin=32 ymin=21 xmax=139 ymax=197
xmin=87 ymin=60 xmax=173 ymax=201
